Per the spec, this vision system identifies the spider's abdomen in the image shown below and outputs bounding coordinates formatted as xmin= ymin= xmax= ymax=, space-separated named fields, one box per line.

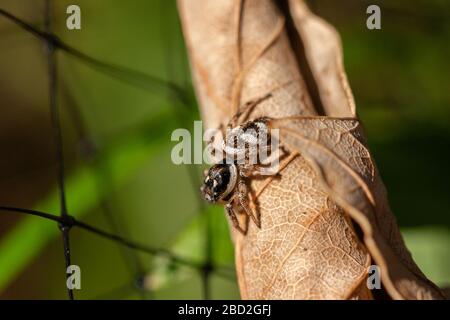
xmin=223 ymin=118 xmax=271 ymax=165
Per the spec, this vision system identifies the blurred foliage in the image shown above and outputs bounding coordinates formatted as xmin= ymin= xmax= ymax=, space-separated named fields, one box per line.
xmin=0 ymin=0 xmax=448 ymax=299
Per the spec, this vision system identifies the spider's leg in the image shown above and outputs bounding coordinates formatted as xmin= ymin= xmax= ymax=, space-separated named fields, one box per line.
xmin=239 ymin=93 xmax=272 ymax=125
xmin=225 ymin=202 xmax=247 ymax=235
xmin=229 ymin=93 xmax=273 ymax=128
xmin=240 ymin=164 xmax=270 ymax=177
xmin=254 ymin=145 xmax=285 ymax=176
xmin=218 ymin=122 xmax=226 ymax=137
xmin=253 ymin=152 xmax=299 ymax=200
xmin=237 ymin=179 xmax=261 ymax=228
xmin=239 ymin=164 xmax=252 ymax=178
xmin=239 ymin=164 xmax=260 ymax=177
xmin=206 ymin=124 xmax=226 ymax=164
xmin=240 ymin=144 xmax=281 ymax=176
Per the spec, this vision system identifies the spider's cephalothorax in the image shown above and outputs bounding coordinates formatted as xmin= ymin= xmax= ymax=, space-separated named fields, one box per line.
xmin=201 ymin=163 xmax=237 ymax=203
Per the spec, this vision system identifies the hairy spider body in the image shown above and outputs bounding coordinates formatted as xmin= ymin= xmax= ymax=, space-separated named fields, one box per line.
xmin=201 ymin=117 xmax=275 ymax=234
xmin=200 ymin=94 xmax=299 ymax=235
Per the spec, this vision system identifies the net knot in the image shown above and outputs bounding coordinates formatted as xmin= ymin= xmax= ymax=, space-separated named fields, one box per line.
xmin=42 ymin=31 xmax=62 ymax=48
xmin=58 ymin=214 xmax=76 ymax=231
xmin=202 ymin=262 xmax=214 ymax=274
xmin=134 ymin=274 xmax=146 ymax=290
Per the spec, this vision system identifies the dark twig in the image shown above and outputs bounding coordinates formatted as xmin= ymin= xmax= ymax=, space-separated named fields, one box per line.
xmin=0 ymin=206 xmax=202 ymax=270
xmin=61 ymin=79 xmax=150 ymax=299
xmin=44 ymin=0 xmax=73 ymax=300
xmin=0 ymin=7 xmax=189 ymax=106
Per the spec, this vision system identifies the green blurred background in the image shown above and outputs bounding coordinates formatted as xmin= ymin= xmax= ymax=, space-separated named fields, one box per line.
xmin=0 ymin=0 xmax=448 ymax=299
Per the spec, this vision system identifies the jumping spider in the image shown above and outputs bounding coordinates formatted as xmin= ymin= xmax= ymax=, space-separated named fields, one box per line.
xmin=200 ymin=94 xmax=281 ymax=234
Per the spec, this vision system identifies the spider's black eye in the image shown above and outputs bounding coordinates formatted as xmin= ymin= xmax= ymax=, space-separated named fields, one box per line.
xmin=212 ymin=166 xmax=230 ymax=194
xmin=201 ymin=164 xmax=232 ymax=203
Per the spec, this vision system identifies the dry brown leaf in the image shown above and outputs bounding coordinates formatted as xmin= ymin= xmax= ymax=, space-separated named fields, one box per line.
xmin=178 ymin=0 xmax=445 ymax=299
xmin=269 ymin=116 xmax=445 ymax=299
